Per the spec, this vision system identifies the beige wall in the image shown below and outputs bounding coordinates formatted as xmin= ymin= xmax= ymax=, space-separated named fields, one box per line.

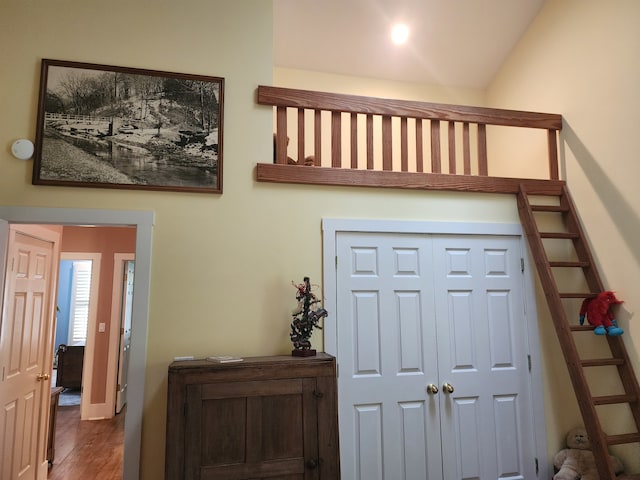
xmin=0 ymin=1 xmax=273 ymax=478
xmin=0 ymin=3 xmax=521 ymax=478
xmin=487 ymin=0 xmax=640 ymax=469
xmin=1 ymin=0 xmax=637 ymax=477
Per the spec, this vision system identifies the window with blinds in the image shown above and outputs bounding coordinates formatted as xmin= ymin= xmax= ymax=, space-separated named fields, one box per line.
xmin=68 ymin=260 xmax=93 ymax=345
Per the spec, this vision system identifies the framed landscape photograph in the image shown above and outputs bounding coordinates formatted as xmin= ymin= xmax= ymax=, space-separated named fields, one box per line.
xmin=33 ymin=59 xmax=224 ymax=193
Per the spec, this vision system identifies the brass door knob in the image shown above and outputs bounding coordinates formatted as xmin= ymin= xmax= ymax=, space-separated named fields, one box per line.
xmin=426 ymin=383 xmax=439 ymax=395
xmin=36 ymin=373 xmax=50 ymax=381
xmin=442 ymin=382 xmax=454 ymax=394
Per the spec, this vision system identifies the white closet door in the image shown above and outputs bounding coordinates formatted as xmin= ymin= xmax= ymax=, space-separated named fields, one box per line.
xmin=336 ymin=231 xmax=537 ymax=480
xmin=432 ymin=235 xmax=535 ymax=480
xmin=336 ymin=232 xmax=442 ymax=480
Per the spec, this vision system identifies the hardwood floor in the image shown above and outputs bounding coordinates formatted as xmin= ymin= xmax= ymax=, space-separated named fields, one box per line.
xmin=48 ymin=405 xmax=125 ymax=479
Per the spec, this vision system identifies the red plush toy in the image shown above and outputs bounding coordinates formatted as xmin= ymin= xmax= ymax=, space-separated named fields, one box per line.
xmin=579 ymin=291 xmax=623 ymax=336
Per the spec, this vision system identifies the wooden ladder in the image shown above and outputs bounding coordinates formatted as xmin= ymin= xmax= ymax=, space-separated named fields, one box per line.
xmin=517 ymin=183 xmax=640 ymax=479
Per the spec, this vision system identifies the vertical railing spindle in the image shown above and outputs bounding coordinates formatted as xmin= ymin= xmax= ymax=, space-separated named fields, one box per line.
xmin=448 ymin=121 xmax=456 ymax=174
xmin=331 ymin=111 xmax=341 ymax=168
xmin=297 ymin=109 xmax=305 ymax=164
xmin=276 ymin=106 xmax=287 ymax=164
xmin=382 ymin=115 xmax=392 ymax=171
xmin=351 ymin=113 xmax=358 ymax=169
xmin=366 ymin=115 xmax=374 ymax=170
xmin=416 ymin=119 xmax=424 ymax=173
xmin=477 ymin=124 xmax=488 ymax=176
xmin=431 ymin=120 xmax=441 ymax=173
xmin=401 ymin=117 xmax=408 ymax=172
xmin=463 ymin=122 xmax=471 ymax=175
xmin=314 ymin=110 xmax=322 ymax=166
xmin=548 ymin=129 xmax=559 ymax=180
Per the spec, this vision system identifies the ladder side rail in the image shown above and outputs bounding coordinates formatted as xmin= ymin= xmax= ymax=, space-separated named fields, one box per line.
xmin=517 ymin=186 xmax=616 ymax=479
xmin=562 ymin=187 xmax=640 ymax=428
xmin=560 ymin=185 xmax=605 ymax=293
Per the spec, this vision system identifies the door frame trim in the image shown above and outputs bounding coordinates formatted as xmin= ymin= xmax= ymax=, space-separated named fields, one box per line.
xmin=0 ymin=206 xmax=153 ymax=480
xmin=321 ymin=218 xmax=550 ymax=479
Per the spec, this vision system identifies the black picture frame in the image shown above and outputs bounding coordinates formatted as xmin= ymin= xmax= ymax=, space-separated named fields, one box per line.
xmin=33 ymin=59 xmax=224 ymax=193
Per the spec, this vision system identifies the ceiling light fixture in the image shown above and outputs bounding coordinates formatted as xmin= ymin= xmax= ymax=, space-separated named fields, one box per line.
xmin=391 ymin=23 xmax=409 ymax=46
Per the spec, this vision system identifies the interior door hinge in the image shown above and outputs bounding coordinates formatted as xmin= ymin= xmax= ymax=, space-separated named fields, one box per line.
xmin=521 ymin=258 xmax=525 ymax=273
xmin=535 ymin=457 xmax=539 ymax=475
xmin=335 ymin=255 xmax=338 ymax=268
xmin=528 ymin=354 xmax=532 ymax=372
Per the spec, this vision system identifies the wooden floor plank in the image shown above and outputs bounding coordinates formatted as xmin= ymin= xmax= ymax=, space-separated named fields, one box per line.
xmin=48 ymin=405 xmax=125 ymax=480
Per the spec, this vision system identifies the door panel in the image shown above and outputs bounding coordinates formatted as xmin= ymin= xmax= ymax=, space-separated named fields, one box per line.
xmin=433 ymin=236 xmax=533 ymax=480
xmin=0 ymin=219 xmax=8 ymax=323
xmin=0 ymin=225 xmax=59 ymax=480
xmin=337 ymin=232 xmax=536 ymax=480
xmin=337 ymin=233 xmax=441 ymax=480
xmin=116 ymin=259 xmax=134 ymax=413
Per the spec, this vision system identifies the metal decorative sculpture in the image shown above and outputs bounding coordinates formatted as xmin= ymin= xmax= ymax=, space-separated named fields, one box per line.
xmin=289 ymin=277 xmax=327 ymax=356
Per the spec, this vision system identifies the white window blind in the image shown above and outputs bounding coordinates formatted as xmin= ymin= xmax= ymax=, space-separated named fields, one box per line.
xmin=68 ymin=260 xmax=92 ymax=345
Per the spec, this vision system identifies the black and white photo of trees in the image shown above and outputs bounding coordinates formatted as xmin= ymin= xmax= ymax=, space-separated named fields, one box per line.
xmin=33 ymin=59 xmax=224 ymax=193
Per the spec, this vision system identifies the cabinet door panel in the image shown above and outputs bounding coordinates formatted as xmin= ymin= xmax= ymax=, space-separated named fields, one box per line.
xmin=202 ymin=397 xmax=247 ymax=465
xmin=262 ymin=394 xmax=304 ymax=460
xmin=186 ymin=378 xmax=317 ymax=480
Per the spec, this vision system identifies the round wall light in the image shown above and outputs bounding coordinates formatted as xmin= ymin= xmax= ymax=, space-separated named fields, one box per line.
xmin=11 ymin=139 xmax=34 ymax=160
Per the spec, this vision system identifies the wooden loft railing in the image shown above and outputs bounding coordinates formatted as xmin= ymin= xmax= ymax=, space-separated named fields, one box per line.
xmin=256 ymin=85 xmax=564 ymax=194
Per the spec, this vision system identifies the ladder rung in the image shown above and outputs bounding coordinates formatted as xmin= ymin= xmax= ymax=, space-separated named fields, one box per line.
xmin=549 ymin=261 xmax=590 ymax=267
xmin=569 ymin=325 xmax=595 ymax=332
xmin=519 ymin=184 xmax=565 ymax=196
xmin=581 ymin=358 xmax=625 ymax=367
xmin=593 ymin=394 xmax=637 ymax=405
xmin=540 ymin=232 xmax=580 ymax=239
xmin=606 ymin=432 xmax=640 ymax=445
xmin=560 ymin=292 xmax=597 ymax=299
xmin=531 ymin=204 xmax=568 ymax=212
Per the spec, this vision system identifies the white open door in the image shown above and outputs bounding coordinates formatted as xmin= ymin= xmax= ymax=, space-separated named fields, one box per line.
xmin=0 ymin=224 xmax=60 ymax=480
xmin=115 ymin=258 xmax=134 ymax=413
xmin=0 ymin=219 xmax=8 ymax=317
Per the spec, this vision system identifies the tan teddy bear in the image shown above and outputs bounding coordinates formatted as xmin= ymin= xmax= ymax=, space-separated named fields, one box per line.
xmin=553 ymin=427 xmax=624 ymax=480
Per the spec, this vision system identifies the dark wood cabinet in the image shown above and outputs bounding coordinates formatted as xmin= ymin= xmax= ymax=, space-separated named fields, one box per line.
xmin=55 ymin=345 xmax=84 ymax=389
xmin=47 ymin=386 xmax=63 ymax=465
xmin=165 ymin=353 xmax=340 ymax=480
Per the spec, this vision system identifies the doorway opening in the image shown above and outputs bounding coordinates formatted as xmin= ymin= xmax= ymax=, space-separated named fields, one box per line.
xmin=0 ymin=206 xmax=153 ymax=480
xmin=55 ymin=252 xmax=102 ymax=421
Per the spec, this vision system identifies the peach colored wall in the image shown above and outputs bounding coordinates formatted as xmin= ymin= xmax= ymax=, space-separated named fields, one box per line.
xmin=61 ymin=226 xmax=136 ymax=403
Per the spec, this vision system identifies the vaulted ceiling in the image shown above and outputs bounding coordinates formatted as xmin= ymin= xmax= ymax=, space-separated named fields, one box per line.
xmin=274 ymin=0 xmax=545 ymax=89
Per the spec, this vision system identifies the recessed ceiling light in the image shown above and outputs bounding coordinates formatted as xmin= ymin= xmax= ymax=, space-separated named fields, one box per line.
xmin=391 ymin=23 xmax=409 ymax=45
